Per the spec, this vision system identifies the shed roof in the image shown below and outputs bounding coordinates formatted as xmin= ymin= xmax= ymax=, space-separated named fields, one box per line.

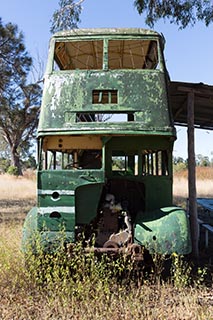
xmin=169 ymin=81 xmax=213 ymax=130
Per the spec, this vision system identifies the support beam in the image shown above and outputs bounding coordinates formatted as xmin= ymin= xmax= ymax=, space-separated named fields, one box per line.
xmin=187 ymin=91 xmax=199 ymax=259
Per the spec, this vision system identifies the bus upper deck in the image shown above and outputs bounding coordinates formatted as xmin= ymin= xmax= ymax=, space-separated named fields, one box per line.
xmin=38 ymin=28 xmax=174 ymax=137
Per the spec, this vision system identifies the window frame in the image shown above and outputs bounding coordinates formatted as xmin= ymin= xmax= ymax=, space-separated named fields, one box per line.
xmin=50 ymin=36 xmax=163 ymax=72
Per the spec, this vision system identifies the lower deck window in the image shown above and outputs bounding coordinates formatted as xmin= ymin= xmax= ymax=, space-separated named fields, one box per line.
xmin=111 ymin=150 xmax=169 ymax=176
xmin=42 ymin=149 xmax=102 ymax=170
xmin=112 ymin=154 xmax=138 ymax=175
xmin=142 ymin=150 xmax=169 ymax=176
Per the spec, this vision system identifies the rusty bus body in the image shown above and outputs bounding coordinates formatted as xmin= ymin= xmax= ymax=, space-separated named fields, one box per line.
xmin=22 ymin=28 xmax=191 ymax=257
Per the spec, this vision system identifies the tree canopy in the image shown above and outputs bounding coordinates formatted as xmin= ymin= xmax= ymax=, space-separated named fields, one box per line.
xmin=0 ymin=18 xmax=41 ymax=175
xmin=50 ymin=0 xmax=83 ymax=33
xmin=50 ymin=0 xmax=213 ymax=33
xmin=134 ymin=0 xmax=213 ymax=28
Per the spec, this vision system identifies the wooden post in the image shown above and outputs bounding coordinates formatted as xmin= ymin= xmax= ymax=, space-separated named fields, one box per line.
xmin=187 ymin=91 xmax=199 ymax=259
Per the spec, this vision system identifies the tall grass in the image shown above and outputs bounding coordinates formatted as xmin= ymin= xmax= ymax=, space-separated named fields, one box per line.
xmin=173 ymin=167 xmax=213 ymax=208
xmin=0 ymin=222 xmax=212 ymax=319
xmin=0 ymin=172 xmax=36 ymax=200
xmin=0 ymin=172 xmax=36 ymax=223
xmin=0 ymin=170 xmax=212 ymax=319
xmin=174 ymin=167 xmax=213 ymax=197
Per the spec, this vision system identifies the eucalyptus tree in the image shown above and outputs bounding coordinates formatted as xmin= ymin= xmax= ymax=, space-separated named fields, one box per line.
xmin=134 ymin=0 xmax=213 ymax=28
xmin=0 ymin=18 xmax=41 ymax=175
xmin=50 ymin=0 xmax=213 ymax=33
xmin=51 ymin=0 xmax=84 ymax=33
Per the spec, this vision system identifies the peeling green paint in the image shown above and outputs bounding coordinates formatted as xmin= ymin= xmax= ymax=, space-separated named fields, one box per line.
xmin=135 ymin=207 xmax=191 ymax=254
xmin=38 ymin=71 xmax=172 ymax=133
xmin=22 ymin=28 xmax=191 ymax=256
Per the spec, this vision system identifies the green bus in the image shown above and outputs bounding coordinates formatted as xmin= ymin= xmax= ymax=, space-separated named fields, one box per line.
xmin=23 ymin=28 xmax=191 ymax=257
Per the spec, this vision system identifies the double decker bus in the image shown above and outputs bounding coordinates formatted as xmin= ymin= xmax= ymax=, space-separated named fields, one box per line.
xmin=23 ymin=28 xmax=191 ymax=257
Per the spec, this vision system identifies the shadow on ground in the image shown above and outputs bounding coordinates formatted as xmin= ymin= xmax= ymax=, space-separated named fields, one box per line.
xmin=0 ymin=198 xmax=36 ymax=223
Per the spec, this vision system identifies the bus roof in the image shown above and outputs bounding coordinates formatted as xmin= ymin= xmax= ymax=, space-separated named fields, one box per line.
xmin=52 ymin=28 xmax=162 ymax=39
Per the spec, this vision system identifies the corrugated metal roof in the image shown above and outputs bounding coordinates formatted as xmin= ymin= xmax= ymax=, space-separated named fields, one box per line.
xmin=169 ymin=81 xmax=213 ymax=130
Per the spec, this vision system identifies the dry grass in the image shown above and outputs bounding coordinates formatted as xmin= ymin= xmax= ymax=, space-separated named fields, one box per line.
xmin=0 ymin=173 xmax=36 ymax=223
xmin=0 ymin=169 xmax=212 ymax=319
xmin=173 ymin=167 xmax=213 ymax=208
xmin=0 ymin=221 xmax=212 ymax=319
xmin=0 ymin=172 xmax=36 ymax=200
xmin=174 ymin=167 xmax=213 ymax=198
xmin=0 ymin=220 xmax=213 ymax=320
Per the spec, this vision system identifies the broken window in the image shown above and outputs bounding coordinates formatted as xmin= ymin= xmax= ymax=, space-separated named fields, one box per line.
xmin=111 ymin=150 xmax=169 ymax=176
xmin=76 ymin=112 xmax=134 ymax=122
xmin=108 ymin=39 xmax=158 ymax=70
xmin=41 ymin=149 xmax=102 ymax=170
xmin=92 ymin=90 xmax=118 ymax=104
xmin=40 ymin=136 xmax=102 ymax=170
xmin=111 ymin=152 xmax=138 ymax=176
xmin=141 ymin=150 xmax=169 ymax=176
xmin=54 ymin=40 xmax=103 ymax=70
xmin=53 ymin=39 xmax=159 ymax=71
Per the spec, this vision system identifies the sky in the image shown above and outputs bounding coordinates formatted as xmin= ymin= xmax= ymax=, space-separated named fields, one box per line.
xmin=1 ymin=0 xmax=213 ymax=160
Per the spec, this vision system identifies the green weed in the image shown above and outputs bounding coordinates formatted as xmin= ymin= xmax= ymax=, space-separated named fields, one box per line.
xmin=0 ymin=223 xmax=212 ymax=319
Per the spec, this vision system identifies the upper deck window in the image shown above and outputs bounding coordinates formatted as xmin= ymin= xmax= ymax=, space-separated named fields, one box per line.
xmin=108 ymin=40 xmax=158 ymax=69
xmin=54 ymin=40 xmax=103 ymax=70
xmin=53 ymin=38 xmax=159 ymax=71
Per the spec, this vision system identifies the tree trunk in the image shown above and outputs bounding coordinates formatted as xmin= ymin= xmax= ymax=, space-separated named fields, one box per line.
xmin=11 ymin=145 xmax=23 ymax=176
